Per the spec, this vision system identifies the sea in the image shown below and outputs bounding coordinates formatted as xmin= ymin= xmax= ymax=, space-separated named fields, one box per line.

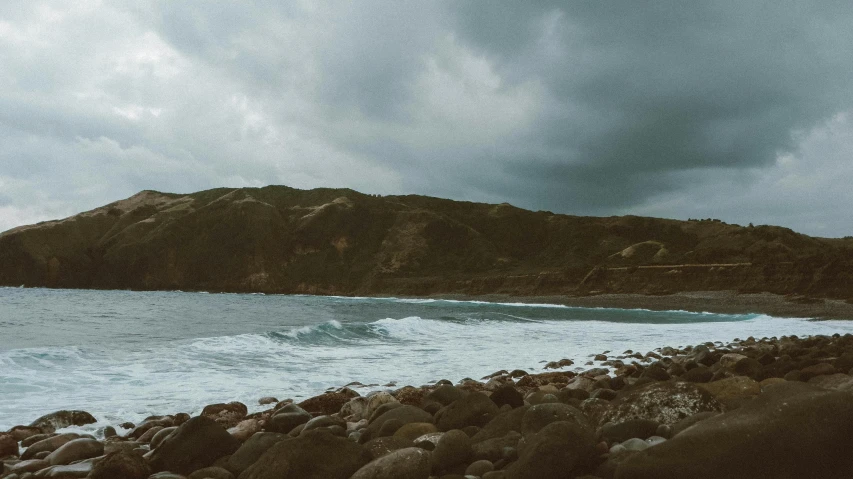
xmin=2 ymin=286 xmax=853 ymax=433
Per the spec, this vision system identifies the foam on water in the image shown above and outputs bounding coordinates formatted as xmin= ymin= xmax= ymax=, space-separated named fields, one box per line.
xmin=3 ymin=288 xmax=853 ymax=431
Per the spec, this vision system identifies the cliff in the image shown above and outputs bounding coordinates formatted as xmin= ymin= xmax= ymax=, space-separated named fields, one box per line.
xmin=2 ymin=185 xmax=853 ymax=299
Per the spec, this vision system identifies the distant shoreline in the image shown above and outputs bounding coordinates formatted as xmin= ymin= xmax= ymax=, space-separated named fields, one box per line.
xmin=425 ymin=290 xmax=853 ymax=320
xmin=6 ymin=285 xmax=853 ymax=320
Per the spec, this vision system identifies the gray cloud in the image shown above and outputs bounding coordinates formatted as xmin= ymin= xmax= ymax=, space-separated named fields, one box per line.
xmin=1 ymin=2 xmax=853 ymax=236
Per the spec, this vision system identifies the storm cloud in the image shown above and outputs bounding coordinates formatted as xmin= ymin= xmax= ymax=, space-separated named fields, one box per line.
xmin=2 ymin=1 xmax=853 ymax=235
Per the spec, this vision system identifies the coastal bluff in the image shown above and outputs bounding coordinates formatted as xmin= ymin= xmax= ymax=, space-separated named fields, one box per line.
xmin=2 ymin=185 xmax=853 ymax=299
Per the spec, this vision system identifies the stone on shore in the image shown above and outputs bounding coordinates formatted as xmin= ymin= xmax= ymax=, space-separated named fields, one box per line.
xmin=435 ymin=392 xmax=500 ymax=431
xmin=89 ymin=450 xmax=151 ymax=479
xmin=0 ymin=433 xmax=18 ymax=458
xmin=238 ymin=429 xmax=369 ymax=479
xmin=28 ymin=410 xmax=96 ymax=433
xmin=45 ymin=437 xmax=103 ymax=465
xmin=225 ymin=432 xmax=288 ymax=475
xmin=615 ymin=382 xmax=853 ymax=478
xmin=148 ymin=416 xmax=241 ymax=475
xmin=505 ymin=420 xmax=597 ymax=479
xmin=21 ymin=433 xmax=81 ymax=460
xmin=350 ymin=447 xmax=431 ymax=479
xmin=598 ymin=382 xmax=722 ymax=427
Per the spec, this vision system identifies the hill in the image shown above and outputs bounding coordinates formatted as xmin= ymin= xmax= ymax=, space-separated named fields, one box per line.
xmin=2 ymin=186 xmax=853 ymax=299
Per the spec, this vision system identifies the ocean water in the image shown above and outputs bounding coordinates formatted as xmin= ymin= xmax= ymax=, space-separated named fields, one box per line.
xmin=2 ymin=287 xmax=853 ymax=432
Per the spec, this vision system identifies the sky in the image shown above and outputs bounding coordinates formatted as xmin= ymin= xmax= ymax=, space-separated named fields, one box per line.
xmin=1 ymin=1 xmax=853 ymax=237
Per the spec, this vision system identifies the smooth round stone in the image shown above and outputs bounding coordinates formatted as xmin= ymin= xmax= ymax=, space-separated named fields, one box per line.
xmin=350 ymin=447 xmax=431 ymax=479
xmin=465 ymin=459 xmax=495 ymax=476
xmin=431 ymin=429 xmax=471 ymax=472
xmin=46 ymin=438 xmax=104 ymax=465
xmin=394 ymin=423 xmax=439 ymax=442
xmin=187 ymin=466 xmax=235 ymax=479
xmin=621 ymin=437 xmax=651 ymax=451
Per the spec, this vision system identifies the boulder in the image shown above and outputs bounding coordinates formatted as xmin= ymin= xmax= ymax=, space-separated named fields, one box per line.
xmin=808 ymin=373 xmax=853 ymax=391
xmin=225 ymin=432 xmax=288 ymax=475
xmin=89 ymin=450 xmax=151 ymax=479
xmin=28 ymin=410 xmax=96 ymax=433
xmin=471 ymin=406 xmax=529 ymax=443
xmin=431 ymin=429 xmax=471 ymax=472
xmin=350 ymin=447 xmax=431 ymax=479
xmin=393 ymin=422 xmax=438 ymax=442
xmin=505 ymin=421 xmax=597 ymax=479
xmin=21 ymin=433 xmax=81 ymax=460
xmin=599 ymin=382 xmax=722 ymax=427
xmin=363 ymin=436 xmax=416 ymax=460
xmin=599 ymin=419 xmax=660 ymax=444
xmin=8 ymin=425 xmax=43 ymax=442
xmin=471 ymin=431 xmax=522 ymax=462
xmin=489 ymin=385 xmax=524 ymax=409
xmin=150 ymin=426 xmax=178 ymax=449
xmin=238 ymin=429 xmax=369 ymax=479
xmin=435 ymin=393 xmax=500 ymax=431
xmin=45 ymin=438 xmax=103 ymax=465
xmin=365 ymin=406 xmax=433 ymax=438
xmin=148 ymin=416 xmax=241 ymax=475
xmin=616 ymin=382 xmax=853 ymax=478
xmin=698 ymin=376 xmax=760 ymax=403
xmin=298 ymin=390 xmax=357 ymax=415
xmin=520 ymin=403 xmax=590 ymax=436
xmin=0 ymin=433 xmax=18 ymax=457
xmin=266 ymin=405 xmax=311 ymax=434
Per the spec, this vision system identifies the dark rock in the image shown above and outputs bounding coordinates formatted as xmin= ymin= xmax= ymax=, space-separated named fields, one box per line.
xmin=150 ymin=426 xmax=178 ymax=449
xmin=520 ymin=403 xmax=590 ymax=436
xmin=45 ymin=438 xmax=103 ymax=465
xmin=21 ymin=433 xmax=80 ymax=460
xmin=302 ymin=415 xmax=346 ymax=433
xmin=681 ymin=365 xmax=712 ymax=383
xmin=431 ymin=429 xmax=471 ymax=473
xmin=363 ymin=436 xmax=415 ymax=460
xmin=266 ymin=409 xmax=311 ymax=434
xmin=8 ymin=425 xmax=43 ymax=442
xmin=639 ymin=364 xmax=670 ymax=381
xmin=471 ymin=431 xmax=522 ymax=462
xmin=423 ymin=385 xmax=468 ymax=408
xmin=489 ymin=385 xmax=524 ymax=409
xmin=470 ymin=406 xmax=529 ymax=443
xmin=89 ymin=450 xmax=151 ymax=479
xmin=225 ymin=432 xmax=288 ymax=475
xmin=731 ymin=357 xmax=763 ymax=379
xmin=466 ymin=459 xmax=495 ymax=477
xmin=599 ymin=419 xmax=660 ymax=443
xmin=7 ymin=458 xmax=50 ymax=475
xmin=28 ymin=411 xmax=96 ymax=434
xmin=365 ymin=405 xmax=433 ymax=440
xmin=669 ymin=411 xmax=719 ymax=437
xmin=148 ymin=416 xmax=241 ymax=475
xmin=350 ymin=447 xmax=431 ymax=479
xmin=591 ymin=388 xmax=617 ymax=401
xmin=599 ymin=382 xmax=722 ymax=427
xmin=138 ymin=425 xmax=164 ymax=444
xmin=436 ymin=393 xmax=500 ymax=431
xmin=202 ymin=402 xmax=248 ymax=428
xmin=615 ymin=382 xmax=853 ymax=478
xmin=129 ymin=416 xmax=173 ymax=439
xmin=505 ymin=421 xmax=597 ymax=479
xmin=800 ymin=362 xmax=836 ymax=380
xmin=238 ymin=429 xmax=368 ymax=479
xmin=0 ymin=433 xmax=17 ymax=457
xmin=188 ymin=466 xmax=235 ymax=479
xmin=298 ymin=391 xmax=357 ymax=415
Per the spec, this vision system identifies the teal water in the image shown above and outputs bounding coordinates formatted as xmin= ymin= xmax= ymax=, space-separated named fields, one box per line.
xmin=2 ymin=287 xmax=852 ymax=432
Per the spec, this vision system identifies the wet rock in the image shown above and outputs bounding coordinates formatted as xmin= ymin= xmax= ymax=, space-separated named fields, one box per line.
xmin=466 ymin=459 xmax=495 ymax=477
xmin=471 ymin=431 xmax=521 ymax=462
xmin=89 ymin=450 xmax=151 ymax=479
xmin=698 ymin=376 xmax=760 ymax=404
xmin=521 ymin=403 xmax=590 ymax=436
xmin=470 ymin=406 xmax=529 ymax=443
xmin=187 ymin=466 xmax=234 ymax=479
xmin=431 ymin=429 xmax=471 ymax=473
xmin=616 ymin=382 xmax=853 ymax=478
xmin=363 ymin=436 xmax=415 ymax=460
xmin=224 ymin=432 xmax=288 ymax=475
xmin=808 ymin=373 xmax=853 ymax=391
xmin=129 ymin=416 xmax=174 ymax=439
xmin=435 ymin=392 xmax=500 ymax=431
xmin=800 ymin=362 xmax=836 ymax=380
xmin=393 ymin=422 xmax=438 ymax=442
xmin=239 ymin=429 xmax=368 ymax=479
xmin=731 ymin=357 xmax=763 ymax=379
xmin=681 ymin=365 xmax=713 ymax=383
xmin=505 ymin=421 xmax=597 ymax=479
xmin=148 ymin=416 xmax=241 ymax=475
xmin=150 ymin=426 xmax=177 ymax=449
xmin=350 ymin=447 xmax=431 ymax=479
xmin=365 ymin=406 xmax=433 ymax=439
xmin=7 ymin=458 xmax=50 ymax=475
xmin=8 ymin=426 xmax=43 ymax=442
xmin=599 ymin=381 xmax=722 ymax=427
xmin=302 ymin=415 xmax=346 ymax=433
xmin=45 ymin=438 xmax=103 ymax=465
xmin=0 ymin=433 xmax=18 ymax=458
xmin=138 ymin=425 xmax=164 ymax=443
xmin=28 ymin=411 xmax=96 ymax=434
xmin=669 ymin=412 xmax=719 ymax=437
xmin=489 ymin=385 xmax=524 ymax=409
xmin=21 ymin=433 xmax=80 ymax=460
xmin=36 ymin=460 xmax=93 ymax=477
xmin=266 ymin=405 xmax=311 ymax=434
xmin=258 ymin=396 xmax=278 ymax=405
xmin=298 ymin=390 xmax=358 ymax=415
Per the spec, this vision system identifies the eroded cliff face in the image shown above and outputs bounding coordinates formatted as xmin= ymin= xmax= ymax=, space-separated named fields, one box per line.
xmin=2 ymin=185 xmax=853 ymax=299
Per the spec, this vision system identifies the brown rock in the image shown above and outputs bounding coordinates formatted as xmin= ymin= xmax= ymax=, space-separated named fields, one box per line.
xmin=89 ymin=450 xmax=151 ymax=479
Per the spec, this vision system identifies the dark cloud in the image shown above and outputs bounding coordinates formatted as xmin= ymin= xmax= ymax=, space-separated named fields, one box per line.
xmin=1 ymin=2 xmax=853 ymax=235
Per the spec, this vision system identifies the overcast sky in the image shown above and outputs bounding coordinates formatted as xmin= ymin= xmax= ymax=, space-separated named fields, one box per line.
xmin=2 ymin=2 xmax=853 ymax=237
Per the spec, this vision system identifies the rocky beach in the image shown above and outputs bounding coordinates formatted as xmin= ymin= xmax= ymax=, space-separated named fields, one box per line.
xmin=4 ymin=332 xmax=853 ymax=479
